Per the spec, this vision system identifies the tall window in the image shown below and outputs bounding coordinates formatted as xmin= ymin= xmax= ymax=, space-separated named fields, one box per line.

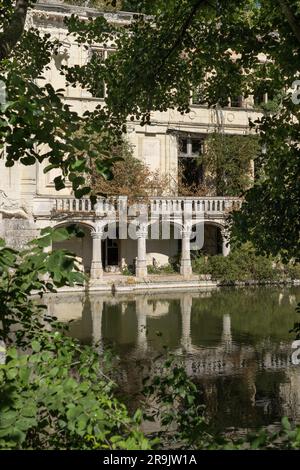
xmin=178 ymin=136 xmax=204 ymax=190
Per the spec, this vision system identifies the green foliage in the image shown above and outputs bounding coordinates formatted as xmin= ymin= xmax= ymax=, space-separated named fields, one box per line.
xmin=0 ymin=228 xmax=153 ymax=450
xmin=142 ymin=354 xmax=211 ymax=449
xmin=0 ymin=333 xmax=152 ymax=450
xmin=142 ymin=353 xmax=300 ymax=449
xmin=2 ymin=1 xmax=299 ymax=257
xmin=245 ymin=417 xmax=300 ymax=450
xmin=0 ymin=226 xmax=85 ymax=345
xmin=290 ymin=302 xmax=300 ymax=340
xmin=121 ymin=265 xmax=135 ymax=275
xmin=191 ymin=244 xmax=298 ymax=283
xmin=204 ymin=134 xmax=259 ymax=196
xmin=147 ymin=264 xmax=176 ymax=275
xmin=0 ymin=3 xmax=123 ymax=197
xmin=83 ymin=0 xmax=299 ymax=259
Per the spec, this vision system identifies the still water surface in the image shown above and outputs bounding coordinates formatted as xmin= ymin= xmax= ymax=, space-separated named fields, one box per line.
xmin=45 ymin=286 xmax=300 ymax=432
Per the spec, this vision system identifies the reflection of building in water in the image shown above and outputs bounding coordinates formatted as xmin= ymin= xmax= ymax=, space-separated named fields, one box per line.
xmin=221 ymin=314 xmax=233 ymax=352
xmin=278 ymin=290 xmax=297 ymax=306
xmin=279 ymin=370 xmax=300 ymax=422
xmin=46 ymin=293 xmax=93 ymax=343
xmin=44 ymin=291 xmax=300 ymax=421
xmin=46 ymin=293 xmax=83 ymax=322
xmin=136 ymin=297 xmax=148 ymax=353
xmin=180 ymin=294 xmax=192 ymax=351
xmin=90 ymin=297 xmax=103 ymax=346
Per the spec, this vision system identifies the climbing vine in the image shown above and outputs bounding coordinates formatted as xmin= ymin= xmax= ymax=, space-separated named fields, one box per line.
xmin=203 ymin=133 xmax=259 ymax=197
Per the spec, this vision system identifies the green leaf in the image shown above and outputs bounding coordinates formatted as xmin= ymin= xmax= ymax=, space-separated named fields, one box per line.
xmin=31 ymin=341 xmax=41 ymax=353
xmin=282 ymin=417 xmax=291 ymax=432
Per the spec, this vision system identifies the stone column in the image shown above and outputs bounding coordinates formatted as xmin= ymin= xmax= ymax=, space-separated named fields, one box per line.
xmin=91 ymin=230 xmax=103 ymax=279
xmin=180 ymin=226 xmax=192 ymax=277
xmin=136 ymin=226 xmax=148 ymax=278
xmin=222 ymin=229 xmax=230 ymax=257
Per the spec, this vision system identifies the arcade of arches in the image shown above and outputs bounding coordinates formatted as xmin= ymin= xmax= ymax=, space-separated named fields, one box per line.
xmin=52 ymin=222 xmax=229 ymax=279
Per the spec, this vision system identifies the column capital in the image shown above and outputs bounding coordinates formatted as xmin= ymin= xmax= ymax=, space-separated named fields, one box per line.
xmin=92 ymin=223 xmax=106 ymax=239
xmin=181 ymin=225 xmax=192 ymax=238
xmin=91 ymin=231 xmax=103 ymax=240
xmin=137 ymin=224 xmax=148 ymax=239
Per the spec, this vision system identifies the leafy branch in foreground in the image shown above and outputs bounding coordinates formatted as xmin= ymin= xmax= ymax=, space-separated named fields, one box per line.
xmin=0 ymin=225 xmax=85 ymax=346
xmin=0 ymin=227 xmax=153 ymax=450
xmin=0 ymin=333 xmax=153 ymax=450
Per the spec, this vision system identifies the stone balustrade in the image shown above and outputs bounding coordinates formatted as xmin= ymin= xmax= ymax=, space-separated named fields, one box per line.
xmin=52 ymin=196 xmax=242 ymax=216
xmin=54 ymin=198 xmax=93 ymax=213
xmin=150 ymin=197 xmax=242 ymax=215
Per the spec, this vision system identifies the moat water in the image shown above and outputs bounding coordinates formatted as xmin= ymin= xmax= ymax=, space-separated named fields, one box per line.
xmin=44 ymin=286 xmax=300 ymax=432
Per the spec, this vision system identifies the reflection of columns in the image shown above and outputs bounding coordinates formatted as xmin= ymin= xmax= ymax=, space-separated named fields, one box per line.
xmin=221 ymin=314 xmax=232 ymax=351
xmin=221 ymin=229 xmax=230 ymax=257
xmin=91 ymin=229 xmax=103 ymax=279
xmin=90 ymin=297 xmax=103 ymax=347
xmin=245 ymin=365 xmax=257 ymax=407
xmin=180 ymin=226 xmax=192 ymax=277
xmin=136 ymin=227 xmax=148 ymax=278
xmin=180 ymin=294 xmax=192 ymax=351
xmin=136 ymin=297 xmax=148 ymax=352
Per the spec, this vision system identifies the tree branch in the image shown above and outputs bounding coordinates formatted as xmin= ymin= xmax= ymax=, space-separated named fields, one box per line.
xmin=162 ymin=0 xmax=210 ymax=64
xmin=0 ymin=0 xmax=30 ymax=61
xmin=278 ymin=0 xmax=300 ymax=45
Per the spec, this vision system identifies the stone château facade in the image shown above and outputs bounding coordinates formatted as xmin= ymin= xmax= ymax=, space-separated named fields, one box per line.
xmin=0 ymin=2 xmax=263 ymax=282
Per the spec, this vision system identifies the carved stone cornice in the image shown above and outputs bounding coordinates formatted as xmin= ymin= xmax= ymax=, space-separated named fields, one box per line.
xmin=29 ymin=3 xmax=141 ymax=30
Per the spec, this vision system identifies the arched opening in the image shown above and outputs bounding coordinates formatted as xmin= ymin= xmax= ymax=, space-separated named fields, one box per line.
xmin=192 ymin=222 xmax=223 ymax=256
xmin=146 ymin=221 xmax=181 ymax=269
xmin=52 ymin=223 xmax=93 ymax=273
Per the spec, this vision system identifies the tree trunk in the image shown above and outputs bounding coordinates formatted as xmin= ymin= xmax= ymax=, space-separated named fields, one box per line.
xmin=0 ymin=0 xmax=30 ymax=61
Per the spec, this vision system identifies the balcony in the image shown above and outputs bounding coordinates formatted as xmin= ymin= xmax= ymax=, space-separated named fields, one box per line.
xmin=33 ymin=196 xmax=242 ymax=219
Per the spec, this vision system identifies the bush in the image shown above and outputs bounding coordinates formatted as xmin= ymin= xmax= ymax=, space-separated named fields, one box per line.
xmin=147 ymin=263 xmax=176 ymax=275
xmin=121 ymin=265 xmax=135 ymax=276
xmin=192 ymin=244 xmax=284 ymax=283
xmin=0 ymin=333 xmax=153 ymax=450
xmin=284 ymin=263 xmax=300 ymax=280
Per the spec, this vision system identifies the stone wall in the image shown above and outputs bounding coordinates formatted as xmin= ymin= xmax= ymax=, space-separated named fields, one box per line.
xmin=0 ymin=217 xmax=39 ymax=250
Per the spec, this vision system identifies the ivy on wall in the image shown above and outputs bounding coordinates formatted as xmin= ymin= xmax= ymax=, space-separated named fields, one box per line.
xmin=203 ymin=133 xmax=259 ymax=197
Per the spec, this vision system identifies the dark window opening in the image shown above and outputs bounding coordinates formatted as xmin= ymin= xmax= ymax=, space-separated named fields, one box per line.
xmin=179 ymin=158 xmax=204 ymax=188
xmin=107 ymin=239 xmax=119 ymax=266
xmin=178 ymin=136 xmax=205 ymax=190
xmin=230 ymin=95 xmax=243 ymax=108
xmin=254 ymin=91 xmax=267 ymax=106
